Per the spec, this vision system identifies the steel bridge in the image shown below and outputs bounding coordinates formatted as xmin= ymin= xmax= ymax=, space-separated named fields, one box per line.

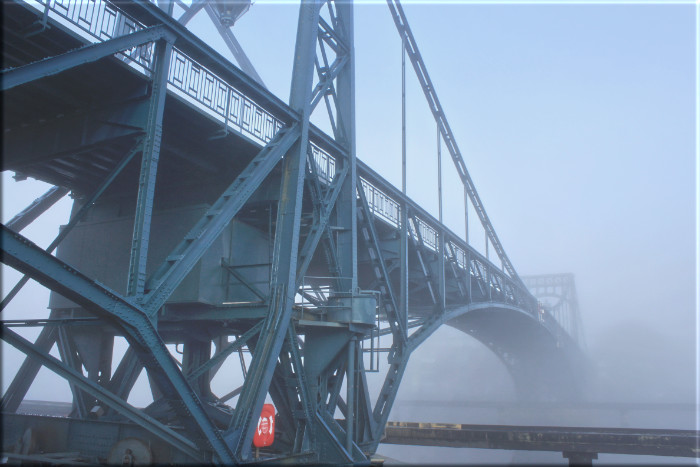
xmin=1 ymin=0 xmax=585 ymax=464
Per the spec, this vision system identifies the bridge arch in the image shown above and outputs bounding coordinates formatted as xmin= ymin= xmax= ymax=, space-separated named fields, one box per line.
xmin=443 ymin=303 xmax=585 ymax=402
xmin=0 ymin=0 xmax=588 ymax=463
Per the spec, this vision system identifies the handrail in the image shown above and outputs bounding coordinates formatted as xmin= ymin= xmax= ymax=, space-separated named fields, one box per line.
xmin=16 ymin=0 xmax=565 ymax=339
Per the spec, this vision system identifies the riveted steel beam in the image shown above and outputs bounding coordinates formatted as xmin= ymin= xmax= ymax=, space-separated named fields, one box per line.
xmin=407 ymin=216 xmax=438 ymax=306
xmin=286 ymin=324 xmax=313 ymax=426
xmin=369 ymin=356 xmax=410 ymax=451
xmin=367 ymin=310 xmax=452 ymax=450
xmin=1 ymin=25 xmax=176 ymax=91
xmin=1 ymin=325 xmax=57 ymax=412
xmin=1 ymin=326 xmax=202 ymax=461
xmin=310 ymin=53 xmax=349 ymax=112
xmin=142 ymin=123 xmax=300 ymax=315
xmin=54 ymin=326 xmax=90 ymax=418
xmin=186 ymin=321 xmax=264 ymax=383
xmin=296 ymin=158 xmax=348 ymax=287
xmin=331 ymin=0 xmax=357 ymax=295
xmin=176 ymin=0 xmax=205 ymax=24
xmin=226 ymin=2 xmax=321 ymax=460
xmin=0 ymin=226 xmax=236 ymax=464
xmin=356 ymin=358 xmax=378 ymax=444
xmin=1 ymin=138 xmax=144 ymax=311
xmin=126 ymin=38 xmax=173 ymax=297
xmin=357 ymin=185 xmax=404 ymax=341
xmin=6 ymin=186 xmax=69 ymax=233
xmin=107 ymin=347 xmax=143 ymax=403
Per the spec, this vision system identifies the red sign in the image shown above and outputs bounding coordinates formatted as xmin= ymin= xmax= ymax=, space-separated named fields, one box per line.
xmin=253 ymin=404 xmax=275 ymax=448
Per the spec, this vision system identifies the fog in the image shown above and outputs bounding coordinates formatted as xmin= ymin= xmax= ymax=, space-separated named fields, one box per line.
xmin=2 ymin=1 xmax=696 ymax=465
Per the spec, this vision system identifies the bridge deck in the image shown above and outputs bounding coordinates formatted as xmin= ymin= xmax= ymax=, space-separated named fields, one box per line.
xmin=2 ymin=0 xmax=588 ymax=462
xmin=3 ymin=0 xmax=539 ymax=326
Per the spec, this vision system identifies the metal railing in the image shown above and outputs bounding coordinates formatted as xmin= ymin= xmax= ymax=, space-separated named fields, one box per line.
xmin=310 ymin=143 xmax=336 ymax=184
xmin=30 ymin=0 xmax=155 ymax=72
xmin=410 ymin=217 xmax=438 ymax=251
xmin=360 ymin=179 xmax=400 ymax=227
xmin=167 ymin=48 xmax=283 ymax=145
xmin=18 ymin=0 xmax=569 ymax=340
xmin=24 ymin=0 xmax=284 ymax=146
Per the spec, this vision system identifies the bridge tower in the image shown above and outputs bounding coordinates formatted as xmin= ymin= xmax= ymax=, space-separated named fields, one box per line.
xmin=523 ymin=273 xmax=585 ymax=348
xmin=1 ymin=0 xmax=584 ymax=463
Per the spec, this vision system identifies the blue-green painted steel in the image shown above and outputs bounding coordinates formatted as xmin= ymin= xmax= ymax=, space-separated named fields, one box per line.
xmin=1 ymin=326 xmax=58 ymax=413
xmin=55 ymin=325 xmax=90 ymax=418
xmin=2 ymin=326 xmax=203 ymax=461
xmin=142 ymin=123 xmax=301 ymax=316
xmin=186 ymin=321 xmax=264 ymax=383
xmin=0 ymin=226 xmax=236 ymax=463
xmin=126 ymin=38 xmax=172 ymax=297
xmin=2 ymin=138 xmax=145 ymax=311
xmin=6 ymin=186 xmax=69 ymax=233
xmin=226 ymin=2 xmax=321 ymax=458
xmin=1 ymin=25 xmax=175 ymax=91
xmin=296 ymin=160 xmax=348 ymax=288
xmin=357 ymin=182 xmax=403 ymax=340
xmin=1 ymin=0 xmax=584 ymax=464
xmin=386 ymin=0 xmax=525 ymax=289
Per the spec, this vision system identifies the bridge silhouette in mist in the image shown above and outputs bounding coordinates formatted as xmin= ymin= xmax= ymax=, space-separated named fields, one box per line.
xmin=1 ymin=0 xmax=614 ymax=464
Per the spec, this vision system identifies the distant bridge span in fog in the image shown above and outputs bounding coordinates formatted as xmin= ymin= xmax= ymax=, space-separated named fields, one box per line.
xmin=1 ymin=0 xmax=585 ymax=464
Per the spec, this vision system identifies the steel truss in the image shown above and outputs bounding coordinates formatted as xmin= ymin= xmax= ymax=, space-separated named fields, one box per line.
xmin=1 ymin=0 xmax=583 ymax=463
xmin=522 ymin=273 xmax=585 ymax=347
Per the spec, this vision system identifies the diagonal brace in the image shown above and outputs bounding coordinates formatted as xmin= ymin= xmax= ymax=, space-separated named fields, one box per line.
xmin=310 ymin=53 xmax=349 ymax=112
xmin=1 ymin=325 xmax=57 ymax=412
xmin=296 ymin=160 xmax=348 ymax=288
xmin=202 ymin=4 xmax=266 ymax=88
xmin=186 ymin=321 xmax=263 ymax=383
xmin=55 ymin=326 xmax=90 ymax=418
xmin=6 ymin=186 xmax=69 ymax=233
xmin=222 ymin=260 xmax=267 ymax=302
xmin=1 ymin=137 xmax=144 ymax=311
xmin=0 ymin=226 xmax=236 ymax=464
xmin=142 ymin=124 xmax=300 ymax=316
xmin=357 ymin=185 xmax=405 ymax=341
xmin=2 ymin=25 xmax=176 ymax=91
xmin=1 ymin=326 xmax=201 ymax=461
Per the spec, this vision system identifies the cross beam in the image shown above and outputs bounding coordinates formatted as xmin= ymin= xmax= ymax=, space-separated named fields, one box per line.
xmin=2 ymin=25 xmax=176 ymax=90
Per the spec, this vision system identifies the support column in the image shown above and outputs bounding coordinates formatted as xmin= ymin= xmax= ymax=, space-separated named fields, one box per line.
xmin=56 ymin=326 xmax=91 ymax=418
xmin=334 ymin=0 xmax=357 ymax=294
xmin=346 ymin=336 xmax=356 ymax=452
xmin=464 ymin=183 xmax=469 ymax=245
xmin=400 ymin=35 xmax=409 ymax=333
xmin=226 ymin=1 xmax=320 ymax=459
xmin=182 ymin=339 xmax=212 ymax=399
xmin=127 ymin=38 xmax=172 ymax=298
xmin=437 ymin=125 xmax=445 ymax=311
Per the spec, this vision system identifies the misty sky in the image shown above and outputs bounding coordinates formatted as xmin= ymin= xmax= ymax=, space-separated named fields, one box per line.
xmin=2 ymin=0 xmax=697 ymax=449
xmin=209 ymin=0 xmax=697 ymax=406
